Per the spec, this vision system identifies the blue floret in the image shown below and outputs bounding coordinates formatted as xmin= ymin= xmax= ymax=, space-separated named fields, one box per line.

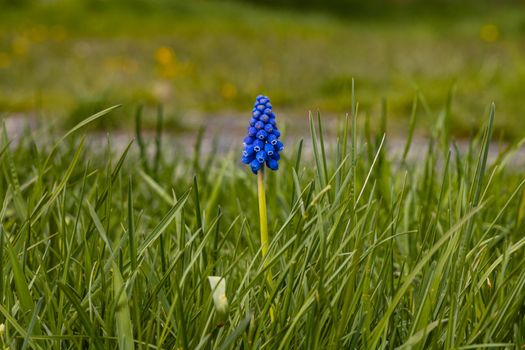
xmin=242 ymin=155 xmax=254 ymax=164
xmin=266 ymin=158 xmax=279 ymax=170
xmin=260 ymin=114 xmax=270 ymax=123
xmin=264 ymin=124 xmax=273 ymax=133
xmin=264 ymin=143 xmax=275 ymax=156
xmin=256 ymin=150 xmax=267 ymax=163
xmin=267 ymin=134 xmax=277 ymax=145
xmin=243 ymin=145 xmax=255 ymax=157
xmin=253 ymin=139 xmax=264 ymax=152
xmin=256 ymin=130 xmax=268 ymax=140
xmin=250 ymin=159 xmax=262 ymax=173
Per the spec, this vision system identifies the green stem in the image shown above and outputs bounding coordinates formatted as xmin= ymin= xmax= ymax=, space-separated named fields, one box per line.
xmin=257 ymin=169 xmax=275 ymax=321
xmin=258 ymin=170 xmax=269 ymax=257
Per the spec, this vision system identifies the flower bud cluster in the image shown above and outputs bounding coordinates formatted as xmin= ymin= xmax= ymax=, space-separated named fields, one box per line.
xmin=242 ymin=95 xmax=283 ymax=174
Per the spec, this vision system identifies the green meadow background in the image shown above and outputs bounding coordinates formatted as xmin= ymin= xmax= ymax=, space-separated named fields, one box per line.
xmin=1 ymin=0 xmax=525 ymax=137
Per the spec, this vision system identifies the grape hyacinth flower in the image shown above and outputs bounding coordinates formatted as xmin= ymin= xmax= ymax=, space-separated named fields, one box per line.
xmin=241 ymin=94 xmax=283 ymax=322
xmin=241 ymin=95 xmax=283 ymax=174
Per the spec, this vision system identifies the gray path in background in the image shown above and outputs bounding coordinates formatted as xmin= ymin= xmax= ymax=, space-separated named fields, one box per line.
xmin=4 ymin=113 xmax=525 ymax=168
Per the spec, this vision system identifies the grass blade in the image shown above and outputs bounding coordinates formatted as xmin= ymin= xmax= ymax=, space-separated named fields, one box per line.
xmin=112 ymin=263 xmax=134 ymax=350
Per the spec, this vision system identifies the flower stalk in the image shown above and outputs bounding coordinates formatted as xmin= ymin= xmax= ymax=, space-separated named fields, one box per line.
xmin=257 ymin=169 xmax=275 ymax=322
xmin=257 ymin=170 xmax=269 ymax=258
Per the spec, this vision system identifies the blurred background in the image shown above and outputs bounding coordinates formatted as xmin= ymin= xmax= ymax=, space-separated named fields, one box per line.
xmin=1 ymin=0 xmax=525 ymax=138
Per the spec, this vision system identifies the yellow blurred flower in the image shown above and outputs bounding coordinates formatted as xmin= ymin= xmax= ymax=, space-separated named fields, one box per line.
xmin=50 ymin=26 xmax=67 ymax=42
xmin=480 ymin=24 xmax=499 ymax=43
xmin=0 ymin=52 xmax=10 ymax=69
xmin=104 ymin=56 xmax=138 ymax=74
xmin=154 ymin=46 xmax=175 ymax=66
xmin=153 ymin=46 xmax=194 ymax=79
xmin=221 ymin=82 xmax=237 ymax=100
xmin=161 ymin=64 xmax=178 ymax=79
xmin=29 ymin=25 xmax=48 ymax=42
xmin=12 ymin=36 xmax=30 ymax=57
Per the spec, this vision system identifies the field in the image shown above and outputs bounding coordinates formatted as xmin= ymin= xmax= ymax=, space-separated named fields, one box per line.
xmin=2 ymin=1 xmax=525 ymax=349
xmin=1 ymin=1 xmax=525 ymax=136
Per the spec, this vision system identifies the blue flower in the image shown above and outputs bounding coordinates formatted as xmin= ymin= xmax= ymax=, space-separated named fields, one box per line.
xmin=256 ymin=150 xmax=267 ymax=163
xmin=248 ymin=127 xmax=257 ymax=137
xmin=243 ymin=145 xmax=255 ymax=157
xmin=256 ymin=130 xmax=268 ymax=140
xmin=242 ymin=95 xmax=283 ymax=174
xmin=255 ymin=121 xmax=265 ymax=130
xmin=253 ymin=139 xmax=264 ymax=152
xmin=267 ymin=134 xmax=277 ymax=145
xmin=266 ymin=158 xmax=279 ymax=170
xmin=260 ymin=114 xmax=269 ymax=123
xmin=250 ymin=159 xmax=262 ymax=173
xmin=264 ymin=124 xmax=273 ymax=133
xmin=264 ymin=143 xmax=274 ymax=156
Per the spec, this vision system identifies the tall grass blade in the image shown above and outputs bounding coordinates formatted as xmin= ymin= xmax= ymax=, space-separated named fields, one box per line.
xmin=112 ymin=263 xmax=134 ymax=350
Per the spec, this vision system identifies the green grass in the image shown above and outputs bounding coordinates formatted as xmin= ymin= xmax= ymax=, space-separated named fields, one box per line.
xmin=2 ymin=0 xmax=525 ymax=137
xmin=1 ymin=89 xmax=525 ymax=349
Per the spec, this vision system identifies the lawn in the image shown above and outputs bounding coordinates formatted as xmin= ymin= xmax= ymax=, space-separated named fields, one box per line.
xmin=0 ymin=91 xmax=524 ymax=348
xmin=2 ymin=1 xmax=525 ymax=136
xmin=1 ymin=1 xmax=525 ymax=348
